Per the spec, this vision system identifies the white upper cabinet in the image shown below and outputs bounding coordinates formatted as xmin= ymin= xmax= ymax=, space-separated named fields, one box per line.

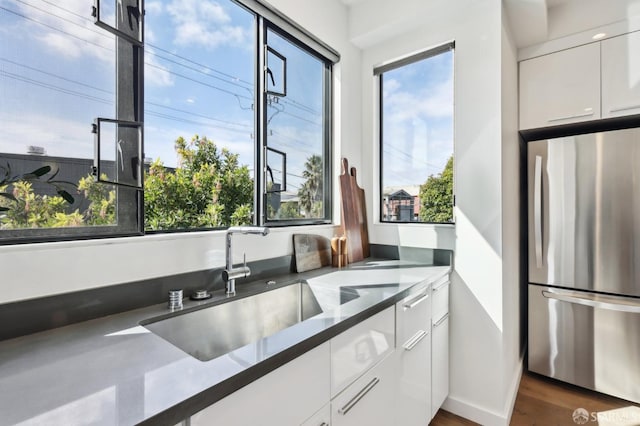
xmin=602 ymin=31 xmax=640 ymax=118
xmin=519 ymin=43 xmax=601 ymax=129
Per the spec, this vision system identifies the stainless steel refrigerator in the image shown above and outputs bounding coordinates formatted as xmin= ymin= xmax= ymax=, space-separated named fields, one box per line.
xmin=527 ymin=127 xmax=640 ymax=404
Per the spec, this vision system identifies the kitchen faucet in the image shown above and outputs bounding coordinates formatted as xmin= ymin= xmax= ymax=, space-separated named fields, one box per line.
xmin=222 ymin=226 xmax=270 ymax=296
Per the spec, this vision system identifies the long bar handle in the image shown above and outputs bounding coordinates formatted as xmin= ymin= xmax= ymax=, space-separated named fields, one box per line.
xmin=547 ymin=110 xmax=594 ymax=122
xmin=609 ymin=103 xmax=640 ymax=113
xmin=433 ymin=313 xmax=449 ymax=327
xmin=542 ymin=289 xmax=640 ymax=314
xmin=533 ymin=155 xmax=543 ymax=268
xmin=403 ymin=330 xmax=428 ymax=351
xmin=338 ymin=377 xmax=380 ymax=415
xmin=403 ymin=292 xmax=429 ymax=309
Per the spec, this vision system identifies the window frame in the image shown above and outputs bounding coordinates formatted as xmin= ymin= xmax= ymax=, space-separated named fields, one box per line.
xmin=0 ymin=0 xmax=337 ymax=245
xmin=376 ymin=42 xmax=455 ymax=225
xmin=258 ymin=20 xmax=333 ymax=227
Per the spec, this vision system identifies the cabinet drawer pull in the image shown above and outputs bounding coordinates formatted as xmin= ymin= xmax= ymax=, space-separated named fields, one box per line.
xmin=432 ymin=280 xmax=450 ymax=293
xmin=338 ymin=377 xmax=380 ymax=415
xmin=319 ymin=423 xmax=329 ymax=426
xmin=610 ymin=104 xmax=640 ymax=113
xmin=403 ymin=292 xmax=429 ymax=309
xmin=403 ymin=329 xmax=428 ymax=351
xmin=547 ymin=110 xmax=594 ymax=122
xmin=433 ymin=313 xmax=449 ymax=327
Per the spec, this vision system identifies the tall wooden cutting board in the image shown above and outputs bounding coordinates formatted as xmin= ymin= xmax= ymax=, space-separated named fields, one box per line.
xmin=350 ymin=167 xmax=370 ymax=259
xmin=339 ymin=158 xmax=367 ymax=263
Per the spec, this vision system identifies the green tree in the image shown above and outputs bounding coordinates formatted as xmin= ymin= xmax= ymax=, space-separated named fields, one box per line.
xmin=144 ymin=135 xmax=253 ymax=230
xmin=78 ymin=175 xmax=115 ymax=225
xmin=419 ymin=155 xmax=454 ymax=223
xmin=298 ymin=154 xmax=323 ymax=218
xmin=278 ymin=201 xmax=302 ymax=219
xmin=0 ymin=181 xmax=79 ymax=229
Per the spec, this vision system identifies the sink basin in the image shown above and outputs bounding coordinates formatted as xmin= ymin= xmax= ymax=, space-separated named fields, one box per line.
xmin=142 ymin=282 xmax=323 ymax=361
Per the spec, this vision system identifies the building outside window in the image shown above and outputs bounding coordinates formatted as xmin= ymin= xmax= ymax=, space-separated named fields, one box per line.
xmin=0 ymin=0 xmax=335 ymax=244
xmin=377 ymin=43 xmax=454 ymax=224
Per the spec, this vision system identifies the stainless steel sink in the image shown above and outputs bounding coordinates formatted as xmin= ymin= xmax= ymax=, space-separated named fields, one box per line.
xmin=142 ymin=282 xmax=323 ymax=361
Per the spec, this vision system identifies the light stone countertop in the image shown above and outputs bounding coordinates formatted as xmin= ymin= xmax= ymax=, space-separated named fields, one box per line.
xmin=0 ymin=259 xmax=450 ymax=426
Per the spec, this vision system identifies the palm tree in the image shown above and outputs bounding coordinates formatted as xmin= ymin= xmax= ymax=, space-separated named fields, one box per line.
xmin=298 ymin=154 xmax=323 ymax=217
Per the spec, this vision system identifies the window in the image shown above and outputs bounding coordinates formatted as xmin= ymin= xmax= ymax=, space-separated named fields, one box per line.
xmin=0 ymin=0 xmax=336 ymax=243
xmin=377 ymin=43 xmax=454 ymax=224
xmin=263 ymin=27 xmax=331 ymax=223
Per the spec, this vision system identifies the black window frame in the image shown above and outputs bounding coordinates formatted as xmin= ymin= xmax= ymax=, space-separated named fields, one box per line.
xmin=257 ymin=20 xmax=333 ymax=227
xmin=376 ymin=42 xmax=455 ymax=225
xmin=0 ymin=0 xmax=337 ymax=245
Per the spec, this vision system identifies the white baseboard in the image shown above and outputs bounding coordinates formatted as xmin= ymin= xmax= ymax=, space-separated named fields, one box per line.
xmin=441 ymin=358 xmax=523 ymax=426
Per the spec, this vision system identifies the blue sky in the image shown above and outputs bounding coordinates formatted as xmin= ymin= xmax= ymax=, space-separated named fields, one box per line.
xmin=0 ymin=0 xmax=325 ymax=198
xmin=382 ymin=50 xmax=454 ymax=189
xmin=0 ymin=0 xmax=451 ymax=195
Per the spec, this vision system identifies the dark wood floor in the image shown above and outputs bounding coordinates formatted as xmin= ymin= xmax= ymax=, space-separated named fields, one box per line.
xmin=431 ymin=371 xmax=640 ymax=425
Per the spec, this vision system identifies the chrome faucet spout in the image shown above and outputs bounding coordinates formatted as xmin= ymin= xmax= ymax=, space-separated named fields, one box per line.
xmin=224 ymin=226 xmax=270 ymax=295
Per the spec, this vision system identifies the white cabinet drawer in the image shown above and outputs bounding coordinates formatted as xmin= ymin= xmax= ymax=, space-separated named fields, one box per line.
xmin=302 ymin=403 xmax=331 ymax=426
xmin=191 ymin=342 xmax=330 ymax=426
xmin=396 ymin=285 xmax=431 ymax=345
xmin=395 ymin=287 xmax=432 ymax=426
xmin=432 ymin=276 xmax=450 ymax=323
xmin=331 ymin=351 xmax=396 ymax=426
xmin=431 ymin=314 xmax=449 ymax=419
xmin=330 ymin=306 xmax=395 ymax=398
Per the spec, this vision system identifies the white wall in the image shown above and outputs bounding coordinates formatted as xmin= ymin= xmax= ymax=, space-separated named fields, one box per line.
xmin=0 ymin=0 xmax=360 ymax=305
xmin=355 ymin=0 xmax=520 ymax=423
xmin=547 ymin=0 xmax=640 ymax=40
xmin=500 ymin=7 xmax=523 ymax=422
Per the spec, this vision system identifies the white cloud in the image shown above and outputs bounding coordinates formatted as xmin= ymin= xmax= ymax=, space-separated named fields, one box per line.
xmin=9 ymin=0 xmax=115 ymax=64
xmin=382 ymin=75 xmax=454 ymax=187
xmin=387 ymin=76 xmax=453 ymax=123
xmin=145 ymin=1 xmax=163 ymax=15
xmin=145 ymin=49 xmax=175 ymax=87
xmin=166 ymin=0 xmax=248 ymax=49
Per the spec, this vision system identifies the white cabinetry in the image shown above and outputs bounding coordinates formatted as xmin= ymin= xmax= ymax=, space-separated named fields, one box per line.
xmin=302 ymin=403 xmax=331 ymax=426
xmin=330 ymin=306 xmax=395 ymax=397
xmin=519 ymin=43 xmax=600 ymax=129
xmin=395 ymin=284 xmax=431 ymax=426
xmin=331 ymin=352 xmax=396 ymax=426
xmin=190 ymin=341 xmax=330 ymax=426
xmin=431 ymin=276 xmax=450 ymax=420
xmin=602 ymin=31 xmax=640 ymax=118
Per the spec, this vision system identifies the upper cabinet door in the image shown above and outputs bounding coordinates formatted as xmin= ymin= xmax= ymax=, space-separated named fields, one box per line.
xmin=519 ymin=43 xmax=601 ymax=130
xmin=602 ymin=31 xmax=640 ymax=118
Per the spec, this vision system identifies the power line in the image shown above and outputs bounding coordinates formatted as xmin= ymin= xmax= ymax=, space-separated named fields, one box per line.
xmin=145 ymin=101 xmax=252 ymax=129
xmin=147 ymin=44 xmax=254 ymax=90
xmin=145 ymin=110 xmax=253 ymax=136
xmin=0 ymin=5 xmax=112 ymax=51
xmin=14 ymin=0 xmax=110 ymax=39
xmin=6 ymin=2 xmax=323 ymax=117
xmin=0 ymin=57 xmax=113 ymax=95
xmin=0 ymin=70 xmax=113 ymax=105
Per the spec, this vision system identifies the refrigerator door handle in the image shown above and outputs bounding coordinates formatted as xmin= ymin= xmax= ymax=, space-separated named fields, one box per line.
xmin=534 ymin=155 xmax=543 ymax=268
xmin=542 ymin=289 xmax=640 ymax=314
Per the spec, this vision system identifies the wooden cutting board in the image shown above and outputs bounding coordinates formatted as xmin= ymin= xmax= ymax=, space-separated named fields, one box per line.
xmin=293 ymin=234 xmax=332 ymax=273
xmin=350 ymin=167 xmax=370 ymax=259
xmin=339 ymin=158 xmax=364 ymax=263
